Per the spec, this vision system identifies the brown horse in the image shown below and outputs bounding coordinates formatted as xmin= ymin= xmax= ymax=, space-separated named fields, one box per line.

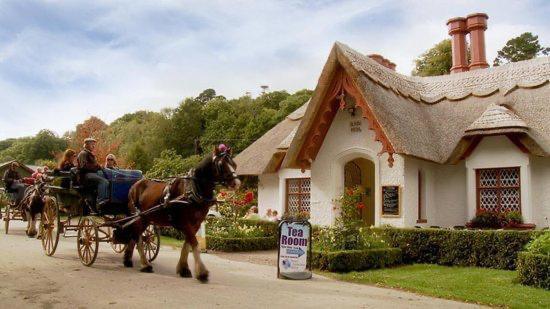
xmin=22 ymin=178 xmax=51 ymax=237
xmin=120 ymin=145 xmax=240 ymax=282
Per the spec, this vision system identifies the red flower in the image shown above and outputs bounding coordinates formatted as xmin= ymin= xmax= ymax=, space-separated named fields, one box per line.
xmin=346 ymin=188 xmax=354 ymax=195
xmin=220 ymin=191 xmax=227 ymax=197
xmin=243 ymin=191 xmax=254 ymax=204
xmin=356 ymin=202 xmax=365 ymax=210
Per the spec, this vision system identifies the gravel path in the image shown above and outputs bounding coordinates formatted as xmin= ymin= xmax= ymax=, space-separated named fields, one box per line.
xmin=0 ymin=221 xmax=482 ymax=308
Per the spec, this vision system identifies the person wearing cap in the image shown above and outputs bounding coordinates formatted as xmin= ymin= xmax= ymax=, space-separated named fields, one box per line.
xmin=77 ymin=138 xmax=109 ymax=212
xmin=2 ymin=162 xmax=26 ymax=206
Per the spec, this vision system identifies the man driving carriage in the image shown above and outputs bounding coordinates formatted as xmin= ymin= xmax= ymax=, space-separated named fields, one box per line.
xmin=77 ymin=137 xmax=109 ymax=213
xmin=2 ymin=162 xmax=26 ymax=207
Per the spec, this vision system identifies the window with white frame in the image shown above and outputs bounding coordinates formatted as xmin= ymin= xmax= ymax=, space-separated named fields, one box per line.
xmin=476 ymin=167 xmax=521 ymax=213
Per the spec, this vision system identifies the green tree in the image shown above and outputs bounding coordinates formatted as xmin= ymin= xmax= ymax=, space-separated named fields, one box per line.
xmin=146 ymin=150 xmax=202 ymax=179
xmin=493 ymin=32 xmax=550 ymax=66
xmin=412 ymin=39 xmax=452 ymax=77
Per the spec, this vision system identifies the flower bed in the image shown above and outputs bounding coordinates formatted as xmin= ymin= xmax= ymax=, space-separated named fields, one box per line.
xmin=313 ymin=248 xmax=402 ymax=272
xmin=312 ymin=186 xmax=402 ymax=272
xmin=380 ymin=227 xmax=542 ymax=270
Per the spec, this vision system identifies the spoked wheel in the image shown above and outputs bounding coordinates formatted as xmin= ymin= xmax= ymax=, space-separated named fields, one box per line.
xmin=107 ymin=227 xmax=127 ymax=254
xmin=77 ymin=217 xmax=99 ymax=266
xmin=4 ymin=204 xmax=10 ymax=234
xmin=41 ymin=197 xmax=60 ymax=256
xmin=142 ymin=225 xmax=160 ymax=262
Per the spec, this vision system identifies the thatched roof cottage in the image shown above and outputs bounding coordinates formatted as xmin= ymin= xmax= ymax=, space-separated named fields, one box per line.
xmin=236 ymin=13 xmax=550 ymax=228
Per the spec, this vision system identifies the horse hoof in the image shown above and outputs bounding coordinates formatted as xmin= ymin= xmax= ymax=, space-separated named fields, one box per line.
xmin=178 ymin=268 xmax=192 ymax=278
xmin=123 ymin=260 xmax=133 ymax=268
xmin=197 ymin=271 xmax=209 ymax=283
xmin=140 ymin=265 xmax=153 ymax=273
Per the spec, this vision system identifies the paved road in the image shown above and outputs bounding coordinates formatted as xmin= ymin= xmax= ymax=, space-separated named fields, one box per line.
xmin=0 ymin=221 xmax=481 ymax=308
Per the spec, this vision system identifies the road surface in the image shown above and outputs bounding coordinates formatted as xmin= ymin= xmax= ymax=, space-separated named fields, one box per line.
xmin=0 ymin=221 xmax=481 ymax=308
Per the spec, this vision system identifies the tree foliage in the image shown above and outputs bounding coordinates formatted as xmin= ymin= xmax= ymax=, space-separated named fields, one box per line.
xmin=412 ymin=39 xmax=452 ymax=77
xmin=493 ymin=32 xmax=550 ymax=66
xmin=0 ymin=88 xmax=312 ymax=174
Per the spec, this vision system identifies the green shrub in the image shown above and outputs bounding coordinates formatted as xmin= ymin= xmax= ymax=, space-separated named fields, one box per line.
xmin=312 ymin=248 xmax=402 ymax=272
xmin=380 ymin=228 xmax=540 ymax=270
xmin=314 ymin=226 xmax=388 ymax=251
xmin=505 ymin=211 xmax=523 ymax=225
xmin=517 ymin=252 xmax=550 ymax=290
xmin=206 ymin=217 xmax=279 ymax=237
xmin=206 ymin=236 xmax=277 ymax=251
xmin=525 ymin=231 xmax=550 ymax=255
xmin=208 ymin=218 xmax=265 ymax=238
xmin=468 ymin=211 xmax=504 ymax=229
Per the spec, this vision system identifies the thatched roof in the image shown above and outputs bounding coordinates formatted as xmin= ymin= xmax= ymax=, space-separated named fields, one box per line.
xmin=234 ymin=102 xmax=308 ymax=175
xmin=237 ymin=42 xmax=550 ymax=174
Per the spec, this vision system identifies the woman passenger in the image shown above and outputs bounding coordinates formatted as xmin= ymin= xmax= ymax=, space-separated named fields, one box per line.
xmin=104 ymin=154 xmax=119 ymax=170
xmin=58 ymin=149 xmax=77 ymax=172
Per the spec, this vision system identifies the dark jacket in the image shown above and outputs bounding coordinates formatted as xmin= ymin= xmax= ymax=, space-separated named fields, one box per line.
xmin=3 ymin=169 xmax=20 ymax=188
xmin=59 ymin=161 xmax=75 ymax=172
xmin=77 ymin=149 xmax=101 ymax=174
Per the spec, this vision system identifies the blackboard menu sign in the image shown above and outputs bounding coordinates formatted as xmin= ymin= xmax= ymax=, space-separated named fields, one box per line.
xmin=382 ymin=186 xmax=400 ymax=216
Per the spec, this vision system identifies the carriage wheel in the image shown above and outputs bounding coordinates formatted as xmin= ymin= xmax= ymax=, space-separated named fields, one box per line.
xmin=3 ymin=204 xmax=10 ymax=234
xmin=41 ymin=197 xmax=60 ymax=256
xmin=142 ymin=225 xmax=160 ymax=262
xmin=107 ymin=227 xmax=127 ymax=254
xmin=77 ymin=217 xmax=99 ymax=266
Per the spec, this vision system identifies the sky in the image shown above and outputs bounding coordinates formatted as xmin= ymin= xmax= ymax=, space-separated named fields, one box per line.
xmin=0 ymin=0 xmax=549 ymax=140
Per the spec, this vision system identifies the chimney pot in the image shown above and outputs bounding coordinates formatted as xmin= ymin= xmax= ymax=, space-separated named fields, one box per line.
xmin=368 ymin=54 xmax=396 ymax=71
xmin=466 ymin=13 xmax=489 ymax=70
xmin=446 ymin=17 xmax=469 ymax=74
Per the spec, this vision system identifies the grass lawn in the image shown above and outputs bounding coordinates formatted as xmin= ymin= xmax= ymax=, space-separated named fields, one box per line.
xmin=323 ymin=264 xmax=549 ymax=308
xmin=160 ymin=235 xmax=183 ymax=249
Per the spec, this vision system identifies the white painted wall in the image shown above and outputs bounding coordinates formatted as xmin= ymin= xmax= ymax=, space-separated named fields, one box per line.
xmin=404 ymin=157 xmax=467 ymax=228
xmin=257 ymin=168 xmax=310 ymax=218
xmin=465 ymin=136 xmax=532 ymax=223
xmin=258 ymin=173 xmax=279 ymax=217
xmin=310 ymin=107 xmax=406 ymax=226
xmin=529 ymin=156 xmax=550 ymax=228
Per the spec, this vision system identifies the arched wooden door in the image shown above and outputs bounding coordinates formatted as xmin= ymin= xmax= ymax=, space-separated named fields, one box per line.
xmin=344 ymin=159 xmax=375 ymax=226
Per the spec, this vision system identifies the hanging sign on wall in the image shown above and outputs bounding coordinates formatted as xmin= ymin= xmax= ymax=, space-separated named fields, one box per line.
xmin=382 ymin=185 xmax=400 ymax=216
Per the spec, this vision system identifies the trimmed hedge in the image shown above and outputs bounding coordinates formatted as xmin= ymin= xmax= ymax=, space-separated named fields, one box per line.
xmin=205 ymin=218 xmax=279 ymax=237
xmin=313 ymin=248 xmax=402 ymax=272
xmin=517 ymin=252 xmax=550 ymax=290
xmin=206 ymin=235 xmax=277 ymax=252
xmin=380 ymin=228 xmax=541 ymax=270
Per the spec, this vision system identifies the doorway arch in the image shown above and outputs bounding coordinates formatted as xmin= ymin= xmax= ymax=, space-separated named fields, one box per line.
xmin=332 ymin=147 xmax=379 ymax=226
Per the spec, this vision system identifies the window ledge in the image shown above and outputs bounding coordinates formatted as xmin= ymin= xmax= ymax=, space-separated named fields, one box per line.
xmin=416 ymin=219 xmax=427 ymax=224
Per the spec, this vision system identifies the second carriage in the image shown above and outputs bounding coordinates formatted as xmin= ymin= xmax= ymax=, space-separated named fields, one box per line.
xmin=40 ymin=168 xmax=160 ymax=266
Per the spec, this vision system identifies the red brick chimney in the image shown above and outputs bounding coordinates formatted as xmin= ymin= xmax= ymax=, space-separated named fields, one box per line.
xmin=368 ymin=54 xmax=396 ymax=71
xmin=466 ymin=13 xmax=489 ymax=70
xmin=446 ymin=17 xmax=469 ymax=74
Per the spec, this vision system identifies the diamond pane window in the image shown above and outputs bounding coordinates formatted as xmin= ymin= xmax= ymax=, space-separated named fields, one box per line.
xmin=476 ymin=167 xmax=520 ymax=213
xmin=286 ymin=178 xmax=311 ymax=217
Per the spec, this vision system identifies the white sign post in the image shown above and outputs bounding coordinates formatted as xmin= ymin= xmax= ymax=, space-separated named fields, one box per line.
xmin=277 ymin=220 xmax=312 ymax=280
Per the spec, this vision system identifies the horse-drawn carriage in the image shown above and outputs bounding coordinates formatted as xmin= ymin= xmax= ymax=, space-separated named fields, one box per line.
xmin=40 ymin=168 xmax=160 ymax=266
xmin=1 ymin=187 xmax=26 ymax=234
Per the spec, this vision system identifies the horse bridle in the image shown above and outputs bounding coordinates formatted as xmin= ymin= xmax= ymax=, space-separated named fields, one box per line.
xmin=213 ymin=151 xmax=239 ymax=186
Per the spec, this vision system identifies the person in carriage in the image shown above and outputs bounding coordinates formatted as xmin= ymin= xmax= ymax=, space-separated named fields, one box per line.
xmin=58 ymin=149 xmax=77 ymax=172
xmin=2 ymin=162 xmax=26 ymax=207
xmin=104 ymin=154 xmax=119 ymax=170
xmin=77 ymin=137 xmax=109 ymax=214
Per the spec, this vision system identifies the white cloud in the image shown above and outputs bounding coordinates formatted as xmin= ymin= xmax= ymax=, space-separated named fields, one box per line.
xmin=0 ymin=0 xmax=548 ymax=140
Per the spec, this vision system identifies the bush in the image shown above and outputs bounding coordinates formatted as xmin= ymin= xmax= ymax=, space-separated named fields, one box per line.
xmin=517 ymin=252 xmax=550 ymax=289
xmin=468 ymin=211 xmax=504 ymax=229
xmin=314 ymin=226 xmax=388 ymax=251
xmin=206 ymin=236 xmax=277 ymax=251
xmin=525 ymin=231 xmax=550 ymax=255
xmin=312 ymin=248 xmax=402 ymax=272
xmin=207 ymin=218 xmax=266 ymax=238
xmin=505 ymin=211 xmax=524 ymax=225
xmin=381 ymin=228 xmax=541 ymax=270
